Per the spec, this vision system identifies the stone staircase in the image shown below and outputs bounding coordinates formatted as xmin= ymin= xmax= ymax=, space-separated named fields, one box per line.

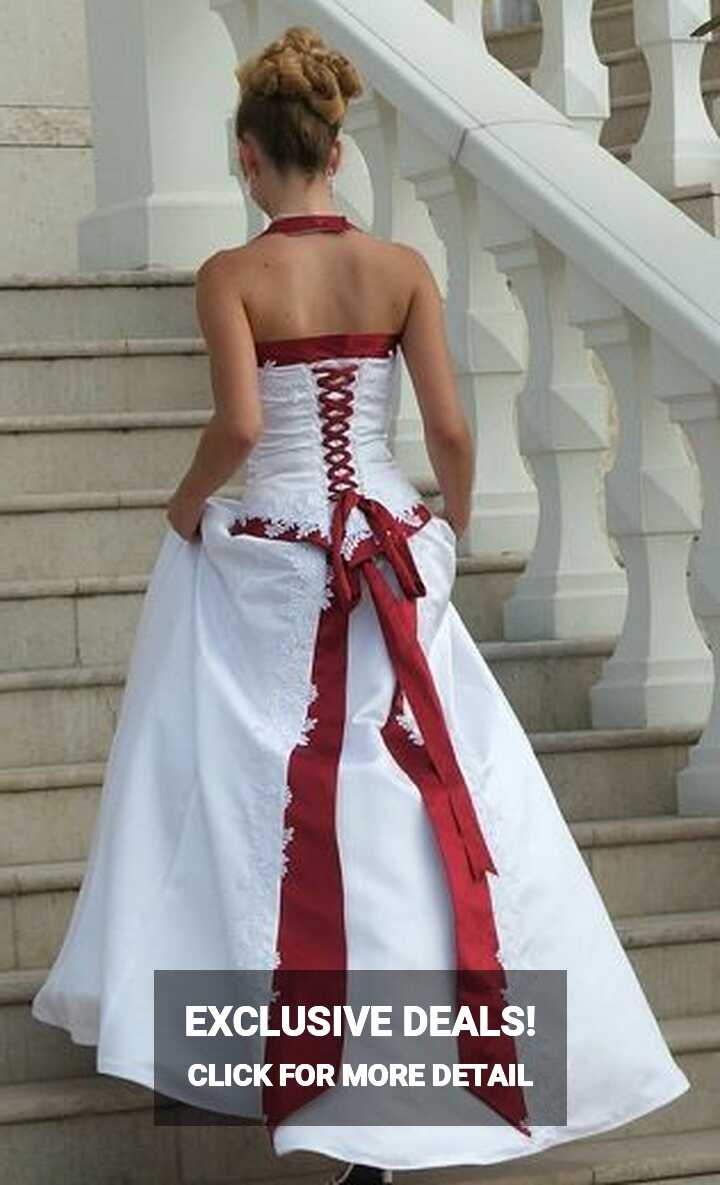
xmin=0 ymin=270 xmax=719 ymax=1182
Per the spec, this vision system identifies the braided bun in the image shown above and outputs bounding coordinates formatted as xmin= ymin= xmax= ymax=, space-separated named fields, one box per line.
xmin=235 ymin=25 xmax=363 ymax=127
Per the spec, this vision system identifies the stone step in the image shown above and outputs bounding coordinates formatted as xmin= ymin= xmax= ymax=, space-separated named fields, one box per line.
xmin=0 ymin=481 xmax=444 ymax=584
xmin=0 ymin=338 xmax=209 ymax=416
xmin=0 ymin=1074 xmax=718 ymax=1185
xmin=0 ymin=576 xmax=146 ymax=672
xmin=0 ymin=488 xmax=244 ymax=582
xmin=479 ymin=636 xmax=614 ymax=732
xmin=616 ymin=910 xmax=720 ymax=1019
xmin=536 ymin=726 xmax=698 ymax=822
xmin=0 ymin=552 xmax=525 ymax=673
xmin=0 ymin=667 xmax=124 ymax=767
xmin=0 ymin=271 xmax=195 ymax=344
xmin=0 ymin=1072 xmax=319 ymax=1185
xmin=574 ymin=814 xmax=720 ymax=917
xmin=454 ymin=552 xmax=526 ymax=642
xmin=0 ymin=968 xmax=96 ymax=1084
xmin=3 ymin=954 xmax=720 ymax=1133
xmin=443 ymin=1128 xmax=720 ymax=1185
xmin=0 ymin=858 xmax=83 ymax=971
xmin=0 ymin=568 xmax=613 ymax=728
xmin=2 ymin=732 xmax=718 ymax=896
xmin=0 ymin=646 xmax=697 ymax=794
xmin=0 ymin=762 xmax=103 ymax=866
xmin=613 ymin=1012 xmax=720 ymax=1141
xmin=0 ymin=411 xmax=213 ymax=496
xmin=1 ymin=841 xmax=717 ymax=1013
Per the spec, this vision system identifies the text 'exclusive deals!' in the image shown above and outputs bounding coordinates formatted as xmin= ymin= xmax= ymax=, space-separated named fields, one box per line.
xmin=153 ymin=969 xmax=567 ymax=1128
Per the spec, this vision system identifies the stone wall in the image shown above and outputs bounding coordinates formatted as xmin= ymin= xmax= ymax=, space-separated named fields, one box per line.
xmin=1 ymin=0 xmax=94 ymax=272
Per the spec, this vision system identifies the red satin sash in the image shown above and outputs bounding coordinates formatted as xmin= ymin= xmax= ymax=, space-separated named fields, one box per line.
xmin=229 ymin=492 xmax=531 ymax=1137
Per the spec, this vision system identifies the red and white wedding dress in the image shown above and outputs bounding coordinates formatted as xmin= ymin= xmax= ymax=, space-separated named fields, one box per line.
xmin=31 ymin=213 xmax=689 ymax=1171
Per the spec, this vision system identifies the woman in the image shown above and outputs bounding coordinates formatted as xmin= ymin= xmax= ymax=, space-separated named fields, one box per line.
xmin=32 ymin=23 xmax=690 ymax=1184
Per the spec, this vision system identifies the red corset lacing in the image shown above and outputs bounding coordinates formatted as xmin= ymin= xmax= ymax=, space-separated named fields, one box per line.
xmin=312 ymin=359 xmax=360 ymax=498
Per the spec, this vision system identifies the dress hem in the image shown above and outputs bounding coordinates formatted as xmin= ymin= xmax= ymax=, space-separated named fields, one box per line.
xmin=30 ymin=1022 xmax=690 ymax=1175
xmin=270 ymin=1071 xmax=691 ymax=1171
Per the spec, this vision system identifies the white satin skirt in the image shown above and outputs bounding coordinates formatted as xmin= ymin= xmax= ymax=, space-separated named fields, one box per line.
xmin=30 ymin=494 xmax=690 ymax=1170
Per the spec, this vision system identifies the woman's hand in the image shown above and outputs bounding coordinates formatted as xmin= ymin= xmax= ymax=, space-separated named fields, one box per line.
xmin=166 ymin=493 xmax=205 ymax=542
xmin=438 ymin=503 xmax=469 ymax=539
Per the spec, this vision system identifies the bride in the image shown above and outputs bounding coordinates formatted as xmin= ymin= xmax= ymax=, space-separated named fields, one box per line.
xmin=31 ymin=22 xmax=690 ymax=1185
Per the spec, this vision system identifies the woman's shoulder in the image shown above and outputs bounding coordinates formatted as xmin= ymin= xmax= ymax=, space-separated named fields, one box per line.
xmin=352 ymin=232 xmax=430 ymax=281
xmin=195 ymin=241 xmax=255 ymax=275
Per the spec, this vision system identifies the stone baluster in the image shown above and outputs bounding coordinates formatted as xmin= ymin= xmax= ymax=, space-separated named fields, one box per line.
xmin=427 ymin=0 xmax=485 ymax=41
xmin=402 ymin=133 xmax=536 ymax=556
xmin=568 ymin=269 xmax=713 ymax=728
xmin=649 ymin=337 xmax=720 ymax=812
xmin=81 ymin=0 xmax=241 ymax=269
xmin=533 ymin=0 xmax=610 ymax=141
xmin=630 ymin=0 xmax=720 ymax=192
xmin=344 ymin=98 xmax=436 ymax=486
xmin=478 ymin=199 xmax=625 ymax=639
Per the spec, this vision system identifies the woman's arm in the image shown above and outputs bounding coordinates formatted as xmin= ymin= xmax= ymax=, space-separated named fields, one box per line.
xmin=166 ymin=251 xmax=263 ymax=540
xmin=398 ymin=246 xmax=474 ymax=538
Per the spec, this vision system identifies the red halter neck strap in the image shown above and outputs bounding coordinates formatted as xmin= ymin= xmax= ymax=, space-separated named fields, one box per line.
xmin=259 ymin=212 xmax=359 ymax=236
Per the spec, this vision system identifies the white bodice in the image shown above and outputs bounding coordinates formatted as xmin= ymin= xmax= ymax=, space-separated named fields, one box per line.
xmin=230 ymin=348 xmax=426 ymax=555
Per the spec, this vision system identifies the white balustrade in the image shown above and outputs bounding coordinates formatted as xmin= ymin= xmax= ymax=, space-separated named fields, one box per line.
xmin=401 ymin=131 xmax=535 ymax=556
xmin=532 ymin=0 xmax=609 ymax=141
xmin=650 ymin=338 xmax=720 ymax=811
xmin=477 ymin=204 xmax=625 ymax=639
xmin=568 ymin=272 xmax=712 ymax=728
xmin=630 ymin=0 xmax=720 ymax=192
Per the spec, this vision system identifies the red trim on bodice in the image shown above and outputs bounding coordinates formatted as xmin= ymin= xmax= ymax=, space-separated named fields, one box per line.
xmin=255 ymin=332 xmax=400 ymax=367
xmin=259 ymin=212 xmax=358 ymax=237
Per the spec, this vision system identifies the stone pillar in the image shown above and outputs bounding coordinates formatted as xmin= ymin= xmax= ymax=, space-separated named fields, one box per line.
xmin=79 ymin=0 xmax=244 ymax=270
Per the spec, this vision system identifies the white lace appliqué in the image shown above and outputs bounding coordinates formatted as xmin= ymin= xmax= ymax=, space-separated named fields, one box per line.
xmin=280 ymin=825 xmax=295 ymax=877
xmin=321 ymin=561 xmax=335 ymax=609
xmin=395 ymin=698 xmax=424 ymax=746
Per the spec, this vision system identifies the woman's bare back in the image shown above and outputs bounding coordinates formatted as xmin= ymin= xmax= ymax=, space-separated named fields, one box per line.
xmin=223 ymin=222 xmax=416 ymax=343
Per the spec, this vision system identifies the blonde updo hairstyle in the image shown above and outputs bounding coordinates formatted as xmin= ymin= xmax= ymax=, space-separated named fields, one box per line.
xmin=234 ymin=25 xmax=364 ymax=176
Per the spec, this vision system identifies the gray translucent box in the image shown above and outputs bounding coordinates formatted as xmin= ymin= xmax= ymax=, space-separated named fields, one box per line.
xmin=153 ymin=968 xmax=567 ymax=1129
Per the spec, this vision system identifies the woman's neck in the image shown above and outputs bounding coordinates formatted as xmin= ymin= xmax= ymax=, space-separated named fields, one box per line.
xmin=268 ymin=206 xmax=340 ymax=222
